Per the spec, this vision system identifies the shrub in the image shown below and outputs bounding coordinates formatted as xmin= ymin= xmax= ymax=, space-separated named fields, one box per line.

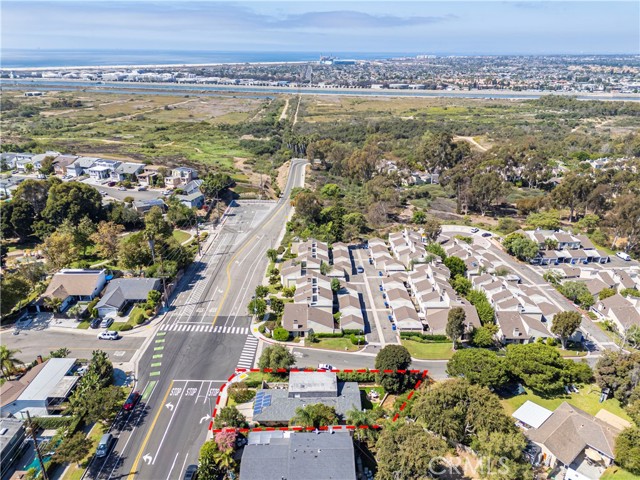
xmin=273 ymin=327 xmax=290 ymax=342
xmin=315 ymin=332 xmax=345 ymax=338
xmin=400 ymin=332 xmax=449 ymax=342
xmin=32 ymin=416 xmax=76 ymax=430
xmin=337 ymin=371 xmax=376 ymax=382
xmin=87 ymin=297 xmax=100 ymax=318
xmin=546 ymin=337 xmax=558 ymax=347
xmin=343 ymin=329 xmax=364 ymax=336
xmin=228 ymin=382 xmax=256 ymax=404
xmin=119 ymin=324 xmax=133 ymax=332
xmin=258 ymin=324 xmax=266 ymax=334
xmin=145 ymin=309 xmax=153 ymax=317
xmin=350 ymin=334 xmax=365 ymax=346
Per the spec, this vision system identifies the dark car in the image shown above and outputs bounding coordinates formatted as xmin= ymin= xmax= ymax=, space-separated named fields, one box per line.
xmin=123 ymin=391 xmax=141 ymax=411
xmin=184 ymin=465 xmax=198 ymax=480
xmin=481 ymin=232 xmax=492 ymax=237
xmin=90 ymin=318 xmax=102 ymax=329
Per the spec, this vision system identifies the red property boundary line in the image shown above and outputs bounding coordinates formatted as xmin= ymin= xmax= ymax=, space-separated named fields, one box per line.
xmin=209 ymin=368 xmax=429 ymax=433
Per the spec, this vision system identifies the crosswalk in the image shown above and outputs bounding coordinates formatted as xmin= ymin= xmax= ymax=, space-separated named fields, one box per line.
xmin=159 ymin=323 xmax=250 ymax=335
xmin=237 ymin=335 xmax=259 ymax=369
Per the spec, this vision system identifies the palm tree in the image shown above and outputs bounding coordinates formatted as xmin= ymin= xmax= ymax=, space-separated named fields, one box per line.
xmin=0 ymin=346 xmax=23 ymax=378
xmin=45 ymin=296 xmax=63 ymax=313
xmin=67 ymin=305 xmax=82 ymax=321
xmin=346 ymin=407 xmax=380 ymax=444
xmin=212 ymin=447 xmax=235 ymax=472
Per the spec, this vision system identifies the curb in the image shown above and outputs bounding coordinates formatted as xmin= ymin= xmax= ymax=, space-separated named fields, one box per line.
xmin=208 ymin=367 xmax=428 ymax=434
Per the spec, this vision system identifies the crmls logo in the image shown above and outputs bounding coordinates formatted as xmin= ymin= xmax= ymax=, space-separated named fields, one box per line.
xmin=392 ymin=456 xmax=513 ymax=478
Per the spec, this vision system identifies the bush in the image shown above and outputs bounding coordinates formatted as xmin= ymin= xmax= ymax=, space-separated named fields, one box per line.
xmin=315 ymin=332 xmax=345 ymax=338
xmin=399 ymin=332 xmax=449 ymax=342
xmin=228 ymin=382 xmax=256 ymax=404
xmin=337 ymin=371 xmax=376 ymax=382
xmin=119 ymin=324 xmax=133 ymax=332
xmin=342 ymin=329 xmax=364 ymax=336
xmin=87 ymin=297 xmax=100 ymax=318
xmin=349 ymin=334 xmax=365 ymax=346
xmin=258 ymin=324 xmax=266 ymax=334
xmin=546 ymin=337 xmax=558 ymax=347
xmin=145 ymin=309 xmax=153 ymax=317
xmin=273 ymin=327 xmax=290 ymax=342
xmin=32 ymin=416 xmax=76 ymax=430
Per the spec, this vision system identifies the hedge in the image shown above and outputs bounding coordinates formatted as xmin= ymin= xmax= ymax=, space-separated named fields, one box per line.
xmin=32 ymin=416 xmax=76 ymax=430
xmin=343 ymin=329 xmax=364 ymax=336
xmin=337 ymin=371 xmax=376 ymax=382
xmin=119 ymin=324 xmax=133 ymax=331
xmin=349 ymin=334 xmax=365 ymax=345
xmin=400 ymin=332 xmax=449 ymax=343
xmin=315 ymin=332 xmax=345 ymax=338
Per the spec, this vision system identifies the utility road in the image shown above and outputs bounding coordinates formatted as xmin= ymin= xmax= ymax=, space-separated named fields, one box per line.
xmin=86 ymin=159 xmax=307 ymax=480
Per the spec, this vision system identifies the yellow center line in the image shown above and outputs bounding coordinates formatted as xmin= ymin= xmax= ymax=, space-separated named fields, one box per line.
xmin=211 ymin=168 xmax=298 ymax=327
xmin=127 ymin=380 xmax=174 ymax=480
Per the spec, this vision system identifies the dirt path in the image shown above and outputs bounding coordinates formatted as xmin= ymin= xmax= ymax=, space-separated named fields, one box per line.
xmin=279 ymin=97 xmax=290 ymax=121
xmin=293 ymin=96 xmax=302 ymax=125
xmin=453 ymin=135 xmax=488 ymax=152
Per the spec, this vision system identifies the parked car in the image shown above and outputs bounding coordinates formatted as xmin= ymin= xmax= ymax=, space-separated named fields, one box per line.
xmin=163 ymin=189 xmax=172 ymax=195
xmin=76 ymin=365 xmax=89 ymax=376
xmin=99 ymin=191 xmax=107 ymax=196
xmin=318 ymin=363 xmax=333 ymax=371
xmin=98 ymin=331 xmax=119 ymax=340
xmin=356 ymin=265 xmax=364 ymax=273
xmin=107 ymin=181 xmax=117 ymax=187
xmin=118 ymin=186 xmax=127 ymax=191
xmin=481 ymin=232 xmax=492 ymax=237
xmin=100 ymin=317 xmax=114 ymax=328
xmin=616 ymin=251 xmax=631 ymax=261
xmin=137 ymin=186 xmax=148 ymax=191
xmin=470 ymin=227 xmax=479 ymax=233
xmin=183 ymin=465 xmax=198 ymax=480
xmin=123 ymin=391 xmax=141 ymax=411
xmin=90 ymin=318 xmax=102 ymax=329
xmin=96 ymin=433 xmax=113 ymax=458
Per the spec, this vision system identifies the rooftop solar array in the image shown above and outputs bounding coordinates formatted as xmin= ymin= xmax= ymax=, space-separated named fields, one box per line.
xmin=253 ymin=392 xmax=272 ymax=415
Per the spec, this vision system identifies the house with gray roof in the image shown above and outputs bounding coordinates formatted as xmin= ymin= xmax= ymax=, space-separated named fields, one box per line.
xmin=68 ymin=156 xmax=99 ymax=177
xmin=53 ymin=154 xmax=79 ymax=176
xmin=251 ymin=371 xmax=361 ymax=426
xmin=133 ymin=198 xmax=166 ymax=213
xmin=111 ymin=162 xmax=145 ymax=182
xmin=176 ymin=191 xmax=205 ymax=209
xmin=41 ymin=269 xmax=107 ymax=312
xmin=95 ymin=278 xmax=160 ymax=318
xmin=592 ymin=294 xmax=640 ymax=334
xmin=525 ymin=402 xmax=621 ymax=480
xmin=282 ymin=303 xmax=336 ymax=337
xmin=239 ymin=431 xmax=356 ymax=480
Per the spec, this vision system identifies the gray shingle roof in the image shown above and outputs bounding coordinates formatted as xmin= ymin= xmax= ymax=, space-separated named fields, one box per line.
xmin=96 ymin=278 xmax=160 ymax=310
xmin=240 ymin=431 xmax=356 ymax=480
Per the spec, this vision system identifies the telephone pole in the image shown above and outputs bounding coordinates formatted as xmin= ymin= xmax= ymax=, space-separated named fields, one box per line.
xmin=158 ymin=254 xmax=168 ymax=304
xmin=26 ymin=411 xmax=49 ymax=480
xmin=194 ymin=217 xmax=202 ymax=256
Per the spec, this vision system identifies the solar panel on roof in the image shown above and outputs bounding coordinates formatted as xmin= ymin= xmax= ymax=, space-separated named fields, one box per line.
xmin=264 ymin=395 xmax=271 ymax=406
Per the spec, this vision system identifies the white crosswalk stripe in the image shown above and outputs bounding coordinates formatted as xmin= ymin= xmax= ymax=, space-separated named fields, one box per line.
xmin=236 ymin=335 xmax=259 ymax=369
xmin=160 ymin=323 xmax=249 ymax=335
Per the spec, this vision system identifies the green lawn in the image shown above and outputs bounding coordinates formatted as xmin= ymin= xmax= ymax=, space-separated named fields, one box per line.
xmin=555 ymin=346 xmax=588 ymax=357
xmin=307 ymin=337 xmax=362 ymax=352
xmin=172 ymin=229 xmax=191 ymax=244
xmin=501 ymin=383 xmax=632 ymax=422
xmin=601 ymin=467 xmax=640 ymax=480
xmin=401 ymin=339 xmax=455 ymax=360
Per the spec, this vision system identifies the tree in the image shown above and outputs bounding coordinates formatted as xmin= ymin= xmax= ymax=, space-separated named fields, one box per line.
xmin=72 ymin=385 xmax=125 ymax=425
xmin=374 ymin=345 xmax=412 ymax=393
xmin=266 ymin=248 xmax=278 ymax=263
xmin=375 ymin=423 xmax=449 ymax=480
xmin=166 ymin=200 xmax=196 ymax=228
xmin=610 ymin=195 xmax=640 ymax=253
xmin=201 ymin=172 xmax=233 ymax=199
xmin=12 ymin=179 xmax=51 ymax=215
xmin=0 ymin=274 xmax=30 ymax=315
xmin=10 ymin=199 xmax=36 ymax=240
xmin=472 ymin=430 xmax=532 ymax=480
xmin=0 ymin=346 xmax=23 ymax=378
xmin=475 ymin=301 xmax=496 ymax=325
xmin=505 ymin=343 xmax=571 ymax=395
xmin=552 ymin=173 xmax=592 ymax=222
xmin=88 ymin=221 xmax=123 ymax=260
xmin=42 ymin=229 xmax=79 ymax=269
xmin=50 ymin=347 xmax=70 ymax=358
xmin=38 ymin=156 xmax=55 ymax=176
xmin=330 ymin=278 xmax=341 ymax=293
xmin=527 ymin=210 xmax=561 ymax=230
xmin=254 ymin=285 xmax=269 ymax=298
xmin=502 ymin=233 xmax=540 ymax=262
xmin=258 ymin=344 xmax=295 ymax=371
xmin=269 ymin=297 xmax=284 ymax=315
xmin=118 ymin=232 xmax=153 ymax=270
xmin=42 ymin=182 xmax=103 ymax=227
xmin=599 ymin=288 xmax=617 ymax=300
xmin=53 ymin=432 xmax=91 ymax=467
xmin=452 ymin=275 xmax=472 ymax=296
xmin=446 ymin=307 xmax=466 ymax=345
xmin=44 ymin=296 xmax=63 ymax=313
xmin=213 ymin=406 xmax=246 ymax=429
xmin=443 ymin=256 xmax=466 ymax=279
xmin=144 ymin=206 xmax=172 ymax=239
xmin=198 ymin=440 xmax=222 ymax=480
xmin=447 ymin=349 xmax=509 ymax=388
xmin=558 ymin=281 xmax=592 ymax=306
xmin=411 ymin=210 xmax=427 ymax=224
xmin=614 ymin=427 xmax=640 ymax=475
xmin=595 ymin=351 xmax=640 ymax=404
xmin=346 ymin=408 xmax=380 ymax=444
xmin=294 ymin=191 xmax=322 ymax=223
xmin=551 ymin=311 xmax=582 ymax=349
xmin=290 ymin=404 xmax=338 ymax=427
xmin=472 ymin=324 xmax=498 ymax=347
xmin=412 ymin=379 xmax=516 ymax=444
xmin=469 ymin=172 xmax=505 ymax=215
xmin=247 ymin=297 xmax=267 ymax=318
xmin=108 ymin=203 xmax=143 ymax=230
xmin=422 ymin=216 xmax=442 ymax=242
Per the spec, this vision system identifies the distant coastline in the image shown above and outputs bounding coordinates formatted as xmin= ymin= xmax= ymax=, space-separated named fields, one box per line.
xmin=3 ymin=78 xmax=640 ymax=102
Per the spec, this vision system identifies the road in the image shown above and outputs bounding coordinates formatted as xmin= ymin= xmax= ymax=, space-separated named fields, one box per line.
xmin=86 ymin=159 xmax=307 ymax=480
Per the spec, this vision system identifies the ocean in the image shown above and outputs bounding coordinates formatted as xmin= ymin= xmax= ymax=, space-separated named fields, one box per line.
xmin=0 ymin=49 xmax=413 ymax=68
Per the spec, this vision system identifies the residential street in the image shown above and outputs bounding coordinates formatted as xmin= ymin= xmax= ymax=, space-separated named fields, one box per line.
xmin=84 ymin=159 xmax=307 ymax=480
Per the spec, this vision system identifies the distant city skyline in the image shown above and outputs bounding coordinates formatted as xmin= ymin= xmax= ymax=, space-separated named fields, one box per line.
xmin=1 ymin=1 xmax=639 ymax=56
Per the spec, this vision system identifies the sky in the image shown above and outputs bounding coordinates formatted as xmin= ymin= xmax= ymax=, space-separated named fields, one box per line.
xmin=1 ymin=1 xmax=639 ymax=55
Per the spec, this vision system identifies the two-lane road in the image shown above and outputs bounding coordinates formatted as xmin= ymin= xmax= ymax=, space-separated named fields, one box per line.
xmin=86 ymin=159 xmax=307 ymax=480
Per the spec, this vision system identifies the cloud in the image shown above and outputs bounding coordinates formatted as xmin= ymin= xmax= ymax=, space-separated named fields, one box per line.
xmin=270 ymin=10 xmax=457 ymax=29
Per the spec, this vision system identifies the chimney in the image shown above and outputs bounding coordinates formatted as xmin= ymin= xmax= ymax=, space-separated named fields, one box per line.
xmin=36 ymin=355 xmax=43 ymax=364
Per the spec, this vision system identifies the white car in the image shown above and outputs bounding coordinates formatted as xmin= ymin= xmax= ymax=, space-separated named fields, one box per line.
xmin=318 ymin=363 xmax=333 ymax=371
xmin=98 ymin=331 xmax=119 ymax=340
xmin=616 ymin=252 xmax=631 ymax=261
xmin=470 ymin=227 xmax=479 ymax=233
